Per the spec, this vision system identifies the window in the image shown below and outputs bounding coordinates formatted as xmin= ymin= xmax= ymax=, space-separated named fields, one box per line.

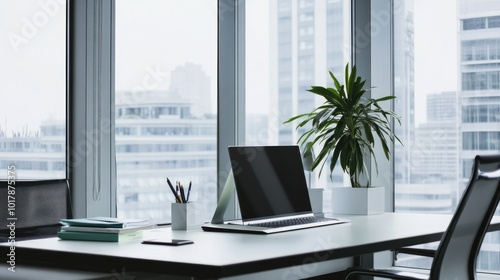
xmin=0 ymin=0 xmax=66 ymax=180
xmin=489 ymin=16 xmax=500 ymax=28
xmin=463 ymin=132 xmax=500 ymax=150
xmin=115 ymin=0 xmax=217 ymax=224
xmin=245 ymin=0 xmax=350 ymax=212
xmin=394 ymin=0 xmax=500 ymax=273
xmin=463 ymin=17 xmax=486 ymax=30
xmin=462 ymin=71 xmax=500 ymax=90
xmin=463 ymin=104 xmax=500 ymax=123
xmin=462 ymin=39 xmax=500 ymax=61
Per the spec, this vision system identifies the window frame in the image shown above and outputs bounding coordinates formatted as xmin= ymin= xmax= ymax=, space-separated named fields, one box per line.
xmin=68 ymin=0 xmax=116 ymax=218
xmin=67 ymin=0 xmax=394 ymax=220
xmin=68 ymin=0 xmax=237 ymax=219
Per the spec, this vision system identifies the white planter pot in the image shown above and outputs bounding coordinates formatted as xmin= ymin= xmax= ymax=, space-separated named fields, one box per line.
xmin=332 ymin=187 xmax=385 ymax=215
xmin=308 ymin=188 xmax=324 ymax=217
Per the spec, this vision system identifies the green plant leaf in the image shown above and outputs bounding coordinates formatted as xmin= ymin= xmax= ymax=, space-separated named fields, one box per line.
xmin=283 ymin=63 xmax=402 ymax=187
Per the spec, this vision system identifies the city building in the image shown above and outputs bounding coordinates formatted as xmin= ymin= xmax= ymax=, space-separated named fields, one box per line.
xmin=458 ymin=0 xmax=500 ymax=271
xmin=0 ymin=63 xmax=217 ymax=224
xmin=394 ymin=0 xmax=415 ymax=185
xmin=458 ymin=0 xmax=500 ymax=180
xmin=115 ymin=90 xmax=217 ymax=222
xmin=270 ymin=0 xmax=349 ymax=186
xmin=411 ymin=92 xmax=459 ymax=189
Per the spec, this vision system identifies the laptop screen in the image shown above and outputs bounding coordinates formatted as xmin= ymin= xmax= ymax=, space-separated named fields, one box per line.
xmin=228 ymin=145 xmax=312 ymax=221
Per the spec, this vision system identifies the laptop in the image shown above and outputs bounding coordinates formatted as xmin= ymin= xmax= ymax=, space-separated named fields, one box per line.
xmin=202 ymin=145 xmax=348 ymax=234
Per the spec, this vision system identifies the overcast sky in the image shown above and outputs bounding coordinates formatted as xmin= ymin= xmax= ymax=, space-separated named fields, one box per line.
xmin=413 ymin=0 xmax=458 ymax=125
xmin=115 ymin=0 xmax=217 ymax=92
xmin=0 ymin=0 xmax=458 ymax=134
xmin=0 ymin=0 xmax=66 ymax=135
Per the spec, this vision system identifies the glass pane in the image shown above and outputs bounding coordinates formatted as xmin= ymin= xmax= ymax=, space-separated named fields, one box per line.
xmin=489 ymin=16 xmax=500 ymax=28
xmin=394 ymin=0 xmax=500 ymax=272
xmin=115 ymin=0 xmax=217 ymax=224
xmin=245 ymin=0 xmax=351 ymax=213
xmin=0 ymin=0 xmax=66 ymax=180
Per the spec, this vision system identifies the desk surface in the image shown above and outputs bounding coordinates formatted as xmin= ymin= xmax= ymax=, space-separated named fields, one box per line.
xmin=2 ymin=213 xmax=498 ymax=279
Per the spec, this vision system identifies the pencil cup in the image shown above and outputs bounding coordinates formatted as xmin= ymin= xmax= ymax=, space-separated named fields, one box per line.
xmin=171 ymin=202 xmax=203 ymax=230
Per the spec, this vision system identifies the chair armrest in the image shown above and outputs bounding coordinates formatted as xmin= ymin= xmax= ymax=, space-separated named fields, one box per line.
xmin=394 ymin=248 xmax=436 ymax=260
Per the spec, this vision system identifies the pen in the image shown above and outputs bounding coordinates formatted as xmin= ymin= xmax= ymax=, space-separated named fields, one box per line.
xmin=179 ymin=183 xmax=187 ymax=203
xmin=176 ymin=181 xmax=179 ymax=200
xmin=176 ymin=181 xmax=184 ymax=203
xmin=166 ymin=178 xmax=181 ymax=203
xmin=186 ymin=181 xmax=192 ymax=202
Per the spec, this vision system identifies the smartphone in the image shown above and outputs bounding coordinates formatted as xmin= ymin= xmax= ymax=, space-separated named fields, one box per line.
xmin=142 ymin=239 xmax=194 ymax=246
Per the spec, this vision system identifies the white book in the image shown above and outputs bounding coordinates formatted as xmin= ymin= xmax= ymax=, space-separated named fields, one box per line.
xmin=88 ymin=217 xmax=152 ymax=227
xmin=60 ymin=224 xmax=155 ymax=234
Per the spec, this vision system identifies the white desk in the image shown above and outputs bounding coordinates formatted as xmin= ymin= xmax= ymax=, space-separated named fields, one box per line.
xmin=2 ymin=213 xmax=499 ymax=279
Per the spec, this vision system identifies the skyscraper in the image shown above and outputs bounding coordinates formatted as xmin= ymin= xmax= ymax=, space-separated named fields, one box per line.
xmin=271 ymin=0 xmax=349 ymax=185
xmin=458 ymin=0 xmax=500 ymax=180
xmin=458 ymin=0 xmax=500 ymax=271
xmin=394 ymin=0 xmax=415 ymax=184
xmin=412 ymin=91 xmax=459 ymax=186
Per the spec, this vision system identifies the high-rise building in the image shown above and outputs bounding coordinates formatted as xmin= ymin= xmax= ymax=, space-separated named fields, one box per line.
xmin=115 ymin=90 xmax=217 ymax=222
xmin=271 ymin=0 xmax=349 ymax=185
xmin=395 ymin=92 xmax=458 ymax=214
xmin=411 ymin=92 xmax=459 ymax=187
xmin=271 ymin=0 xmax=348 ymax=143
xmin=458 ymin=0 xmax=500 ymax=180
xmin=394 ymin=0 xmax=415 ymax=184
xmin=169 ymin=62 xmax=212 ymax=118
xmin=0 ymin=119 xmax=65 ymax=180
xmin=115 ymin=63 xmax=217 ymax=222
xmin=458 ymin=0 xmax=500 ymax=272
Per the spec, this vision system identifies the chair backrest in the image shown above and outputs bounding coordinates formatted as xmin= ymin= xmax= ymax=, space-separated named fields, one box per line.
xmin=430 ymin=154 xmax=500 ymax=279
xmin=0 ymin=179 xmax=72 ymax=231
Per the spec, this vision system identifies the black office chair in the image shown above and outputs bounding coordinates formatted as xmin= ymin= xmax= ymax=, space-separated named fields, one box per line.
xmin=344 ymin=154 xmax=500 ymax=280
xmin=0 ymin=179 xmax=72 ymax=242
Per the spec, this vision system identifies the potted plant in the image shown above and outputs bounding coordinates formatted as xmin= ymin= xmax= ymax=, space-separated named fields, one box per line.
xmin=285 ymin=64 xmax=402 ymax=214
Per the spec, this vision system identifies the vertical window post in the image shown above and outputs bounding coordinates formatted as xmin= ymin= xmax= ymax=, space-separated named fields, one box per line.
xmin=68 ymin=0 xmax=115 ymax=218
xmin=218 ymin=0 xmax=245 ymax=220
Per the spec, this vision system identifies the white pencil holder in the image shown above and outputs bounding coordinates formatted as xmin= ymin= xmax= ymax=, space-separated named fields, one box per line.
xmin=171 ymin=202 xmax=203 ymax=230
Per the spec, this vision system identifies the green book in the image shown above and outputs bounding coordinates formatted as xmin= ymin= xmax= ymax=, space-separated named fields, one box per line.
xmin=57 ymin=230 xmax=143 ymax=242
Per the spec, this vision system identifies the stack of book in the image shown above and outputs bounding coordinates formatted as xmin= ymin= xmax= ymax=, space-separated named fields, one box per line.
xmin=58 ymin=217 xmax=153 ymax=242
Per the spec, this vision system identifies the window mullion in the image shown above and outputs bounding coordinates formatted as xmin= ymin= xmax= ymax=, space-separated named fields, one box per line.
xmin=68 ymin=0 xmax=115 ymax=218
xmin=217 ymin=0 xmax=245 ymax=220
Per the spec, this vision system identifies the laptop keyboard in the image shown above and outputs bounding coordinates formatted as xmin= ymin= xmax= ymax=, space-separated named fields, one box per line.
xmin=251 ymin=216 xmax=338 ymax=228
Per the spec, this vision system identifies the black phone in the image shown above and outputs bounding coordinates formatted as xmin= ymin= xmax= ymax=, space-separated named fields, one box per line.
xmin=141 ymin=239 xmax=194 ymax=246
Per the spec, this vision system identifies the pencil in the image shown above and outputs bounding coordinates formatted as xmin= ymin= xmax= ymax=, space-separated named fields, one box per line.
xmin=186 ymin=181 xmax=192 ymax=202
xmin=166 ymin=178 xmax=181 ymax=203
xmin=179 ymin=184 xmax=187 ymax=203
